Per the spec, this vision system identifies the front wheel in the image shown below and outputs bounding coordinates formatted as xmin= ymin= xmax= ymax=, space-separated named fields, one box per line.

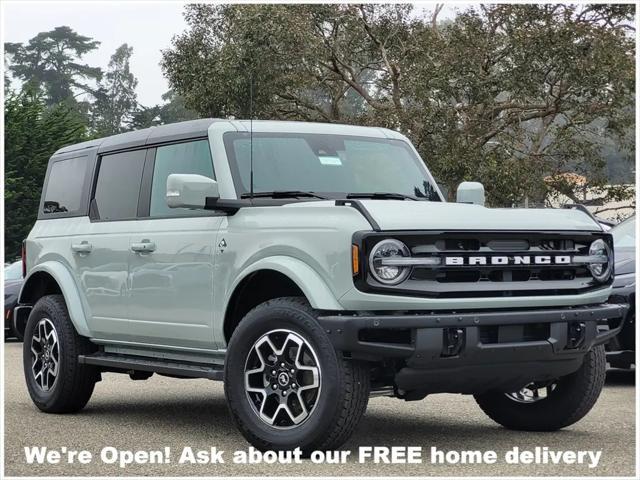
xmin=474 ymin=345 xmax=606 ymax=431
xmin=224 ymin=297 xmax=370 ymax=453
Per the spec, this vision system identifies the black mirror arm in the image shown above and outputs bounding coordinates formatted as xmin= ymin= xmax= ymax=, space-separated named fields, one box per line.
xmin=204 ymin=197 xmax=249 ymax=215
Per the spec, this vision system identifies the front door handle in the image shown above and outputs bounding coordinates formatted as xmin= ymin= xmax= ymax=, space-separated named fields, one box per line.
xmin=71 ymin=241 xmax=93 ymax=254
xmin=131 ymin=240 xmax=156 ymax=254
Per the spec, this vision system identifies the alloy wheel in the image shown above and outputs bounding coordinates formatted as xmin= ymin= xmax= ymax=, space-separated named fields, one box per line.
xmin=244 ymin=329 xmax=321 ymax=429
xmin=30 ymin=318 xmax=60 ymax=392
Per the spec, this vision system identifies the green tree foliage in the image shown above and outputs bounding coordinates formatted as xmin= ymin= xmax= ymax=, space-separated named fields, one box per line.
xmin=130 ymin=90 xmax=198 ymax=129
xmin=5 ymin=26 xmax=102 ymax=106
xmin=92 ymin=44 xmax=139 ymax=136
xmin=4 ymin=90 xmax=87 ymax=258
xmin=162 ymin=3 xmax=635 ymax=206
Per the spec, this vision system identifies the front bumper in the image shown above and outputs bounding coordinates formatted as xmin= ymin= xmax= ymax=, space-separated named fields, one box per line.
xmin=317 ymin=303 xmax=627 ymax=394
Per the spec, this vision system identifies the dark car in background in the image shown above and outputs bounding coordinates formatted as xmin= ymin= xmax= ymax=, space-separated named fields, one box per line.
xmin=4 ymin=260 xmax=25 ymax=341
xmin=606 ymin=216 xmax=636 ymax=369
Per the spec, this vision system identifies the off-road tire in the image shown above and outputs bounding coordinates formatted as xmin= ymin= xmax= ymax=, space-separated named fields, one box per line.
xmin=23 ymin=295 xmax=99 ymax=413
xmin=224 ymin=297 xmax=370 ymax=454
xmin=474 ymin=345 xmax=606 ymax=431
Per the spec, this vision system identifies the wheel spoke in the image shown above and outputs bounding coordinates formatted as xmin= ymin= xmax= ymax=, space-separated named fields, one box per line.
xmin=39 ymin=365 xmax=47 ymax=390
xmin=281 ymin=402 xmax=306 ymax=425
xmin=49 ymin=356 xmax=59 ymax=377
xmin=32 ymin=326 xmax=41 ymax=344
xmin=38 ymin=322 xmax=46 ymax=343
xmin=258 ymin=335 xmax=279 ymax=357
xmin=282 ymin=333 xmax=302 ymax=358
xmin=296 ymin=391 xmax=309 ymax=418
xmin=245 ymin=346 xmax=266 ymax=377
xmin=297 ymin=365 xmax=320 ymax=391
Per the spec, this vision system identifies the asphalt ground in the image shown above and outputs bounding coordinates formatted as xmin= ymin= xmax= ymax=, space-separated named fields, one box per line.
xmin=3 ymin=340 xmax=637 ymax=477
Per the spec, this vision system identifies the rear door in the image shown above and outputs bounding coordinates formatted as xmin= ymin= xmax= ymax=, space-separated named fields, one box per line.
xmin=128 ymin=139 xmax=222 ymax=350
xmin=74 ymin=149 xmax=147 ymax=340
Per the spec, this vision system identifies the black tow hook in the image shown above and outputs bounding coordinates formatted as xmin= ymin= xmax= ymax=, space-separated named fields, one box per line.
xmin=442 ymin=327 xmax=465 ymax=357
xmin=566 ymin=321 xmax=586 ymax=349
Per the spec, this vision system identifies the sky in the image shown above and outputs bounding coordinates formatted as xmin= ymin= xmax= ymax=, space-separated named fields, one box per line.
xmin=3 ymin=1 xmax=473 ymax=107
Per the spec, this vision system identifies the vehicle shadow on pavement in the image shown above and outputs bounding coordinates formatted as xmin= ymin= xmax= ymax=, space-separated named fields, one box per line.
xmin=71 ymin=368 xmax=635 ymax=448
xmin=77 ymin=386 xmax=600 ymax=450
xmin=351 ymin=406 xmax=593 ymax=447
xmin=82 ymin=393 xmax=235 ymax=438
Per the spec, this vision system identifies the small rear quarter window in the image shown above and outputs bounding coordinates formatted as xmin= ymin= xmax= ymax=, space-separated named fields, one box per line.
xmin=42 ymin=156 xmax=88 ymax=215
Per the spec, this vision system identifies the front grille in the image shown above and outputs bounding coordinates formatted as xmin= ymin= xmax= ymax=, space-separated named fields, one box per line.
xmin=357 ymin=231 xmax=612 ymax=298
xmin=412 ymin=265 xmax=590 ymax=283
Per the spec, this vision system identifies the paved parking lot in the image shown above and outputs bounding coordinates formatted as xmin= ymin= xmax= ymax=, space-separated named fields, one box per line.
xmin=3 ymin=341 xmax=636 ymax=477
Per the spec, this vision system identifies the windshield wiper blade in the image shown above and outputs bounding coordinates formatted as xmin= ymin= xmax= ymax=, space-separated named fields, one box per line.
xmin=346 ymin=192 xmax=418 ymax=201
xmin=241 ymin=190 xmax=328 ymax=199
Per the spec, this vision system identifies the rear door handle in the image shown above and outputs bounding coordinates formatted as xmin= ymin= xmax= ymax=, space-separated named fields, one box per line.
xmin=71 ymin=241 xmax=92 ymax=254
xmin=131 ymin=240 xmax=156 ymax=254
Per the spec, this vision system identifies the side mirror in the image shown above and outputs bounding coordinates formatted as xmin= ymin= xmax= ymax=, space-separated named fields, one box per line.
xmin=166 ymin=174 xmax=219 ymax=209
xmin=456 ymin=181 xmax=485 ymax=206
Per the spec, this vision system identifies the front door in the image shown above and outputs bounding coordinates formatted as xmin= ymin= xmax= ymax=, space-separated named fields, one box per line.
xmin=127 ymin=140 xmax=221 ymax=350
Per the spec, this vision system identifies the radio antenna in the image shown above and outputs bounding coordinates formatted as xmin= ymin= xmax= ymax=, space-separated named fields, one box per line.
xmin=249 ymin=74 xmax=254 ymax=200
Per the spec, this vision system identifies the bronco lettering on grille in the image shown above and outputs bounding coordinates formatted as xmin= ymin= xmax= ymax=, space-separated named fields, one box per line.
xmin=444 ymin=255 xmax=572 ymax=266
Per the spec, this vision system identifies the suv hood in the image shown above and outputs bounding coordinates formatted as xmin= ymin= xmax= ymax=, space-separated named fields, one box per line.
xmin=293 ymin=200 xmax=603 ymax=231
xmin=359 ymin=200 xmax=602 ymax=231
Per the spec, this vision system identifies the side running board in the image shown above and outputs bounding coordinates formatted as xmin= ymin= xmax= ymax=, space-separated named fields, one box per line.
xmin=78 ymin=352 xmax=224 ymax=380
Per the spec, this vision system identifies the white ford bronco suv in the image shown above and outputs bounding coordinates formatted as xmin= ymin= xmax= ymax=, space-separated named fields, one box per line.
xmin=17 ymin=119 xmax=626 ymax=453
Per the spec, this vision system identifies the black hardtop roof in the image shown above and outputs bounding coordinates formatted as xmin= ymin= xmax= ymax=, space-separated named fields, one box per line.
xmin=52 ymin=118 xmax=219 ymax=156
xmin=51 ymin=118 xmax=400 ymax=158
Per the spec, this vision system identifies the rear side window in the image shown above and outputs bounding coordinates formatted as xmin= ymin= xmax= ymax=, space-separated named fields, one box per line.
xmin=149 ymin=140 xmax=215 ymax=217
xmin=42 ymin=156 xmax=88 ymax=215
xmin=93 ymin=150 xmax=146 ymax=220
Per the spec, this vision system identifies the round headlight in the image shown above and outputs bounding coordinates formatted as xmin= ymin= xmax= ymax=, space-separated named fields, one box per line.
xmin=588 ymin=239 xmax=613 ymax=282
xmin=369 ymin=239 xmax=411 ymax=285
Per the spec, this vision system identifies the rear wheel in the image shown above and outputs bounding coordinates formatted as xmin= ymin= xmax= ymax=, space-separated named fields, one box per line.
xmin=224 ymin=297 xmax=370 ymax=454
xmin=474 ymin=345 xmax=606 ymax=431
xmin=23 ymin=295 xmax=99 ymax=413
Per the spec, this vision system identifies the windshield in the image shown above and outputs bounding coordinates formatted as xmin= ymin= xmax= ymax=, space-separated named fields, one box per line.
xmin=3 ymin=261 xmax=23 ymax=281
xmin=223 ymin=133 xmax=441 ymax=201
xmin=612 ymin=216 xmax=636 ymax=248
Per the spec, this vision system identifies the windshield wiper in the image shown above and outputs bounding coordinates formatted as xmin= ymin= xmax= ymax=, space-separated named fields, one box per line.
xmin=346 ymin=192 xmax=418 ymax=201
xmin=241 ymin=190 xmax=328 ymax=200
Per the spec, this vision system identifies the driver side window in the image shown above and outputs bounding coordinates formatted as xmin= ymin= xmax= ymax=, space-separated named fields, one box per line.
xmin=149 ymin=139 xmax=215 ymax=217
